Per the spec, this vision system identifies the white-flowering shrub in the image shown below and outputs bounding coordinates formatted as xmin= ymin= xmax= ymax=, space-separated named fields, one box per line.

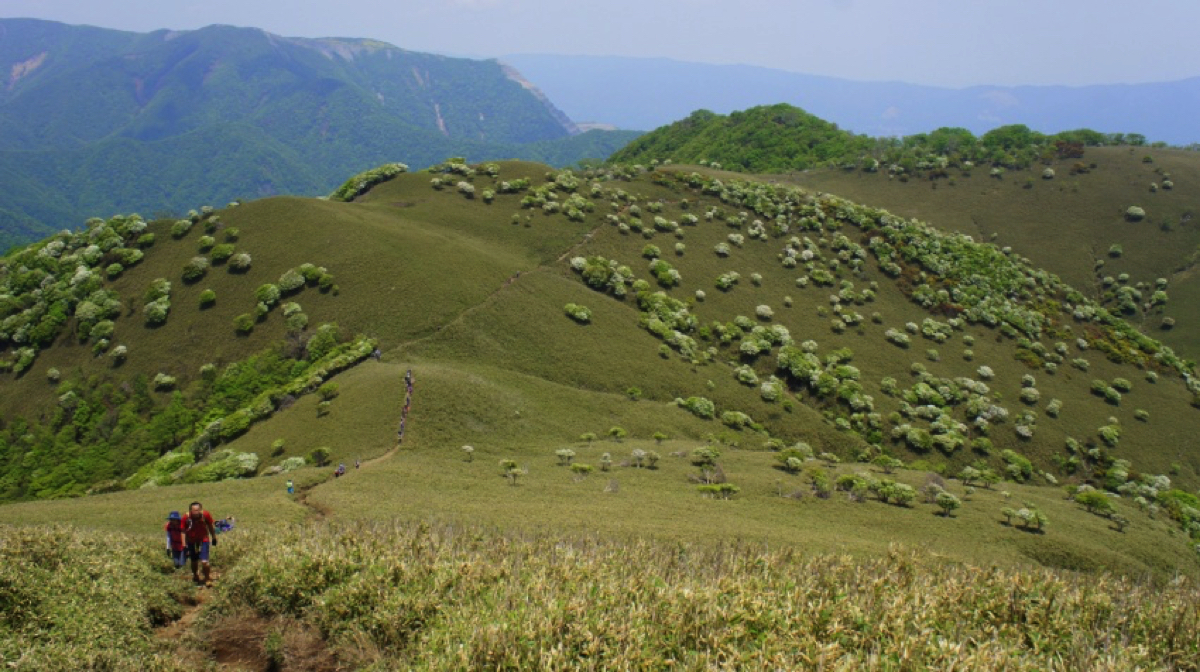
xmin=756 ymin=304 xmax=774 ymax=320
xmin=1125 ymin=206 xmax=1146 ymax=221
xmin=564 ymin=303 xmax=592 ymax=323
xmin=677 ymin=396 xmax=715 ymax=419
xmin=143 ymin=297 xmax=170 ymax=325
xmin=182 ymin=256 xmax=209 ymax=282
xmin=885 ymin=329 xmax=910 ymax=347
xmin=279 ymin=269 xmax=305 ymax=293
xmin=760 ymin=376 xmax=784 ymax=402
xmin=735 ymin=365 xmax=759 ymax=386
xmin=279 ymin=456 xmax=307 ymax=472
xmin=329 ymin=163 xmax=408 ymax=201
xmin=977 ymin=365 xmax=994 ymax=380
xmin=229 ymin=253 xmax=252 ymax=271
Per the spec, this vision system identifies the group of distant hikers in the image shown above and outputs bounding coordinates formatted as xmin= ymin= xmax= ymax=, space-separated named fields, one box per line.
xmin=163 ymin=501 xmax=234 ymax=586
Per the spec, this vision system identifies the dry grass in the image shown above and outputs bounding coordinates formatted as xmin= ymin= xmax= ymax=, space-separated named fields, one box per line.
xmin=205 ymin=519 xmax=1200 ymax=670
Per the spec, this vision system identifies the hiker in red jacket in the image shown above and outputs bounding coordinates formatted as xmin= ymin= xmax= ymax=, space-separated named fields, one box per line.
xmin=183 ymin=501 xmax=218 ymax=586
xmin=164 ymin=511 xmax=186 ymax=569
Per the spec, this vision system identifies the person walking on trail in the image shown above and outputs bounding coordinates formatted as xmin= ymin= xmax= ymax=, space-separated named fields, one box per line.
xmin=183 ymin=501 xmax=218 ymax=586
xmin=165 ymin=511 xmax=186 ymax=569
xmin=286 ymin=479 xmax=294 ymax=495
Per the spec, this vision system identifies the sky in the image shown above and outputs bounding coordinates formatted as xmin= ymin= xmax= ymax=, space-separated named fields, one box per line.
xmin=1 ymin=0 xmax=1198 ymax=88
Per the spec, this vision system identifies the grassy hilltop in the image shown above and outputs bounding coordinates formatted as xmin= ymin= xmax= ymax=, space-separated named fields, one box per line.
xmin=2 ymin=155 xmax=1200 ymax=668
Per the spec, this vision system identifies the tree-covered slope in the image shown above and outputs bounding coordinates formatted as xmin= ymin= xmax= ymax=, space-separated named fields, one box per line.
xmin=610 ymin=105 xmax=873 ymax=172
xmin=0 ymin=20 xmax=573 ymax=151
xmin=610 ymin=103 xmax=1171 ymax=176
xmin=0 ymin=19 xmax=640 ymax=248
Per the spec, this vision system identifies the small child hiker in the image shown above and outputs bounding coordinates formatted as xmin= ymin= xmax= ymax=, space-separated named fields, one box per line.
xmin=165 ymin=511 xmax=186 ymax=569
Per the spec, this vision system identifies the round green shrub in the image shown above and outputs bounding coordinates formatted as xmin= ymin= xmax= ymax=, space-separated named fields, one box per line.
xmin=234 ymin=313 xmax=255 ymax=334
xmin=182 ymin=256 xmax=209 ymax=283
xmin=210 ymin=243 xmax=236 ymax=263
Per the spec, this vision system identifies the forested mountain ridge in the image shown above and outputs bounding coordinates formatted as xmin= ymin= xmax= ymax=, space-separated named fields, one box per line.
xmin=0 ymin=19 xmax=574 ymax=150
xmin=0 ymin=19 xmax=637 ymax=250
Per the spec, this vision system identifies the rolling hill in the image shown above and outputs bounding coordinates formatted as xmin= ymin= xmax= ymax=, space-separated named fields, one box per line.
xmin=2 ymin=151 xmax=1200 ymax=666
xmin=613 ymin=105 xmax=1200 ymax=365
xmin=0 ymin=19 xmax=639 ymax=250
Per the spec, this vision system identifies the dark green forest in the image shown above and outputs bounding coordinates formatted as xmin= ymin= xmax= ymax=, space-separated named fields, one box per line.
xmin=0 ymin=19 xmax=638 ymax=249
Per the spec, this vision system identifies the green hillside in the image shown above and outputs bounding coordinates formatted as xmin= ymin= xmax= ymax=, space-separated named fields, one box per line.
xmin=0 ymin=158 xmax=1197 ymax=519
xmin=781 ymin=145 xmax=1200 ymax=362
xmin=610 ymin=104 xmax=871 ymax=172
xmin=2 ymin=157 xmax=1200 ymax=667
xmin=610 ymin=103 xmax=1163 ymax=175
xmin=0 ymin=19 xmax=639 ymax=248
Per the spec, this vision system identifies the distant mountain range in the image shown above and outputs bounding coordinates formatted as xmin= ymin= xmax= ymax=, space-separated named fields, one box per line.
xmin=502 ymin=54 xmax=1200 ymax=144
xmin=0 ymin=19 xmax=636 ymax=249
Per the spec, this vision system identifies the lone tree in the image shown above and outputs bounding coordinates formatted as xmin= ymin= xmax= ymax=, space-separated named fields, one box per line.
xmin=958 ymin=466 xmax=982 ymax=487
xmin=309 ymin=446 xmax=331 ymax=467
xmin=873 ymin=455 xmax=903 ymax=475
xmin=631 ymin=449 xmax=647 ymax=468
xmin=936 ymin=491 xmax=962 ymax=517
xmin=691 ymin=446 xmax=721 ymax=468
xmin=1001 ymin=507 xmax=1016 ymax=525
xmin=609 ymin=426 xmax=627 ymax=442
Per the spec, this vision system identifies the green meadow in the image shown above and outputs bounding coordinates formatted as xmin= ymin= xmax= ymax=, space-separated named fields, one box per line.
xmin=2 ymin=146 xmax=1200 ymax=668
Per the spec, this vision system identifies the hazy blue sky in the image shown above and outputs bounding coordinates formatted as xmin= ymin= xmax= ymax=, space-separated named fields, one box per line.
xmin=2 ymin=0 xmax=1197 ymax=87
